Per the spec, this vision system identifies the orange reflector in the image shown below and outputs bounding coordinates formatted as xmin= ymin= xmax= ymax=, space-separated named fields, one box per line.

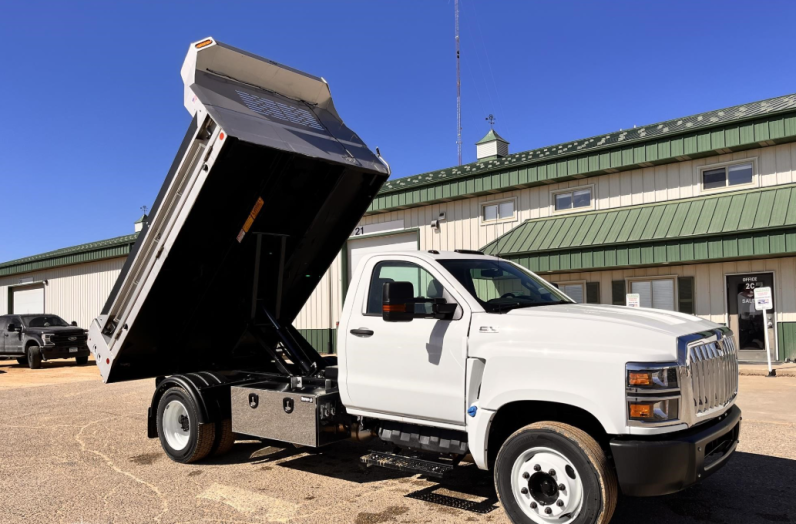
xmin=629 ymin=372 xmax=652 ymax=386
xmin=219 ymin=132 xmax=225 ymax=141
xmin=629 ymin=403 xmax=652 ymax=419
xmin=195 ymin=39 xmax=214 ymax=49
xmin=382 ymin=304 xmax=407 ymax=313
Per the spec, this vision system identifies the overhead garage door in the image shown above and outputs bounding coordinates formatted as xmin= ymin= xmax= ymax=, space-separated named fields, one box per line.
xmin=12 ymin=286 xmax=45 ymax=314
xmin=347 ymin=231 xmax=418 ymax=283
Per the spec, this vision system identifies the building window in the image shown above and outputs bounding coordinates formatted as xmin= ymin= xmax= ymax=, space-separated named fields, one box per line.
xmin=553 ymin=187 xmax=593 ymax=212
xmin=701 ymin=161 xmax=755 ymax=191
xmin=629 ymin=278 xmax=676 ymax=311
xmin=481 ymin=198 xmax=516 ymax=224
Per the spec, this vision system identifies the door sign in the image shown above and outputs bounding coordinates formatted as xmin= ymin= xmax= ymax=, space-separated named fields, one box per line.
xmin=626 ymin=293 xmax=641 ymax=308
xmin=753 ymin=287 xmax=772 ymax=311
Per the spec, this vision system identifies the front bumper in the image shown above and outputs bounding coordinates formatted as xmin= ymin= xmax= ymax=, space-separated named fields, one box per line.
xmin=610 ymin=405 xmax=741 ymax=497
xmin=41 ymin=345 xmax=90 ymax=360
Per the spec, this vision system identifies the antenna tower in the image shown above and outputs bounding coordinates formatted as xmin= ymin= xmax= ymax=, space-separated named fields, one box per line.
xmin=455 ymin=0 xmax=462 ymax=165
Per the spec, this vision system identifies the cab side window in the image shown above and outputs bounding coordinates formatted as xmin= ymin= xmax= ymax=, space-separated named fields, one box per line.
xmin=366 ymin=261 xmax=445 ymax=316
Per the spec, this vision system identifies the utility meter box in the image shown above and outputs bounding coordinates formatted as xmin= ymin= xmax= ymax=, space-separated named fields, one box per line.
xmin=230 ymin=379 xmax=349 ymax=447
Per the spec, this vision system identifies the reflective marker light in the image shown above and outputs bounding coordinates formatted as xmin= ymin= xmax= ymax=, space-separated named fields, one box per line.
xmin=195 ymin=39 xmax=214 ymax=49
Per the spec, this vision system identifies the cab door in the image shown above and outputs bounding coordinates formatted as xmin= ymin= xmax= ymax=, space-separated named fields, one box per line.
xmin=343 ymin=256 xmax=470 ymax=426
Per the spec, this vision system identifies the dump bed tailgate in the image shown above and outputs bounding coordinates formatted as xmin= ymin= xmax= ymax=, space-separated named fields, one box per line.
xmin=89 ymin=38 xmax=388 ymax=383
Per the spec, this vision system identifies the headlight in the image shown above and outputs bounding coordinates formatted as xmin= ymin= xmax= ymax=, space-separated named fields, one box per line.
xmin=42 ymin=334 xmax=53 ymax=345
xmin=626 ymin=366 xmax=678 ymax=390
xmin=626 ymin=363 xmax=681 ymax=427
xmin=628 ymin=398 xmax=679 ymax=422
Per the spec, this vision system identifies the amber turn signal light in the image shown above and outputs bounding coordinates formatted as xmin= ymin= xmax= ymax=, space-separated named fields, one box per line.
xmin=629 ymin=403 xmax=653 ymax=419
xmin=628 ymin=372 xmax=652 ymax=386
xmin=195 ymin=39 xmax=214 ymax=49
xmin=382 ymin=304 xmax=406 ymax=313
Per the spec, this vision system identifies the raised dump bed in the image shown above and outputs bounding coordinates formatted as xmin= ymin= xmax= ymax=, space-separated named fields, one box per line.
xmin=89 ymin=38 xmax=389 ymax=383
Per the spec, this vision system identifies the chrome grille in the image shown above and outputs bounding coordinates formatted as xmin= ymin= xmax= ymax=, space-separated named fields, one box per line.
xmin=688 ymin=334 xmax=738 ymax=417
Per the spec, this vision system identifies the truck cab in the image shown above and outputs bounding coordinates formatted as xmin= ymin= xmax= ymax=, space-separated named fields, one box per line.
xmin=339 ymin=250 xmax=740 ymax=522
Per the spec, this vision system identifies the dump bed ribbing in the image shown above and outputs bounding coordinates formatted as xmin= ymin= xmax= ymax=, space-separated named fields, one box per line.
xmin=88 ymin=38 xmax=389 ymax=383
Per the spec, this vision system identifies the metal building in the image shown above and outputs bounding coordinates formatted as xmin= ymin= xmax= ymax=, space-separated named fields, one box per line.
xmin=4 ymin=92 xmax=796 ymax=362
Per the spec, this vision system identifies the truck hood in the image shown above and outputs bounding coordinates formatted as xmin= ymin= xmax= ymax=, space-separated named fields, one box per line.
xmin=471 ymin=304 xmax=720 ymax=362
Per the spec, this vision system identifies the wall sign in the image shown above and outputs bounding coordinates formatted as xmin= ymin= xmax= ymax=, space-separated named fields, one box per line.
xmin=350 ymin=219 xmax=404 ymax=238
xmin=626 ymin=293 xmax=641 ymax=308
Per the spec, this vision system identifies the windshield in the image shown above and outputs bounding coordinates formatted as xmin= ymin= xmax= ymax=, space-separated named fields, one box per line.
xmin=437 ymin=259 xmax=572 ymax=313
xmin=22 ymin=315 xmax=70 ymax=328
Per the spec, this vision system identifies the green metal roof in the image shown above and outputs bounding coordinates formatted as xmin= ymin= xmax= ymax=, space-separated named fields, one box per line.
xmin=482 ymin=184 xmax=796 ymax=272
xmin=0 ymin=233 xmax=139 ymax=278
xmin=371 ymin=93 xmax=796 ymax=214
xmin=476 ymin=129 xmax=508 ymax=145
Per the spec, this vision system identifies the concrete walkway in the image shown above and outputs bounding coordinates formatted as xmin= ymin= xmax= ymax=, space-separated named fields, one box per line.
xmin=739 ymin=361 xmax=796 ymax=377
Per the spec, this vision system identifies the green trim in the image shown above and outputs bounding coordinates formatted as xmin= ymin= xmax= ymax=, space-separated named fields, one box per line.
xmin=297 ymin=328 xmax=337 ymax=355
xmin=476 ymin=129 xmax=509 ymax=145
xmin=484 ymin=183 xmax=796 ymax=257
xmin=777 ymin=322 xmax=796 ymax=361
xmin=0 ymin=233 xmax=139 ymax=278
xmin=372 ymin=93 xmax=796 ymax=214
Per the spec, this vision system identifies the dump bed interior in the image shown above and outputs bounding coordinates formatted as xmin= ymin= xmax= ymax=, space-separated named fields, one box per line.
xmin=94 ymin=39 xmax=388 ymax=382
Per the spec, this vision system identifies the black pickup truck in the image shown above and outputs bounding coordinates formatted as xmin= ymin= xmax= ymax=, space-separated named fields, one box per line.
xmin=0 ymin=314 xmax=90 ymax=369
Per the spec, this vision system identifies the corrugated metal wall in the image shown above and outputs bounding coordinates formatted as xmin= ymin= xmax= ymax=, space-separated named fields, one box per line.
xmin=0 ymin=258 xmax=126 ymax=329
xmin=546 ymin=256 xmax=796 ymax=326
xmin=296 ymin=143 xmax=796 ymax=331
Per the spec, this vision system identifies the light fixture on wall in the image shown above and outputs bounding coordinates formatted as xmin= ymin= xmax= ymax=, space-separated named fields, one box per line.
xmin=430 ymin=212 xmax=446 ymax=232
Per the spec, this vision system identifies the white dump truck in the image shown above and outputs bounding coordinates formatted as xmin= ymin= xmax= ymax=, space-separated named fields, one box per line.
xmin=90 ymin=38 xmax=741 ymax=524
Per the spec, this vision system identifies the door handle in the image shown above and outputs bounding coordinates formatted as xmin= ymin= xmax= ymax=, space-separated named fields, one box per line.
xmin=350 ymin=328 xmax=374 ymax=337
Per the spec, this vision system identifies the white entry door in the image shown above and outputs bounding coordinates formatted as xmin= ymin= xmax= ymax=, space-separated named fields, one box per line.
xmin=347 ymin=231 xmax=418 ymax=283
xmin=13 ymin=286 xmax=44 ymax=314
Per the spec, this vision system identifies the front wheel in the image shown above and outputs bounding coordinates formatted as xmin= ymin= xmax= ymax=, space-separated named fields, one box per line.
xmin=16 ymin=357 xmax=26 ymax=366
xmin=494 ymin=422 xmax=617 ymax=524
xmin=156 ymin=387 xmax=216 ymax=463
xmin=75 ymin=356 xmax=89 ymax=365
xmin=27 ymin=346 xmax=42 ymax=369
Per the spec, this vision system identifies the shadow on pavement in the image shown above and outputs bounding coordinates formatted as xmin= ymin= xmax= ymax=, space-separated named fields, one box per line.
xmin=614 ymin=451 xmax=796 ymax=523
xmin=206 ymin=440 xmax=796 ymax=523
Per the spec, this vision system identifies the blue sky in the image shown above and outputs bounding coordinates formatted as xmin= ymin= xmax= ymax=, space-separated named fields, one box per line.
xmin=3 ymin=0 xmax=796 ymax=261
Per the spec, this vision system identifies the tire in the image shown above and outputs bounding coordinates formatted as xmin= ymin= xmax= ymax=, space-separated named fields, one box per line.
xmin=211 ymin=419 xmax=236 ymax=457
xmin=75 ymin=356 xmax=89 ymax=365
xmin=494 ymin=421 xmax=617 ymax=524
xmin=16 ymin=357 xmax=26 ymax=366
xmin=27 ymin=346 xmax=42 ymax=369
xmin=156 ymin=387 xmax=215 ymax=463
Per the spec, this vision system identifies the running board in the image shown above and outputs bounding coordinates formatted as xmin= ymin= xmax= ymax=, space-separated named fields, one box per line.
xmin=360 ymin=451 xmax=454 ymax=479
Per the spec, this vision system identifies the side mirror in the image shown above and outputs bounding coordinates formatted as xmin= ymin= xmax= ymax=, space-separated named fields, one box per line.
xmin=71 ymin=321 xmax=78 ymax=327
xmin=382 ymin=281 xmax=415 ymax=322
xmin=7 ymin=324 xmax=16 ymax=332
xmin=433 ymin=302 xmax=458 ymax=320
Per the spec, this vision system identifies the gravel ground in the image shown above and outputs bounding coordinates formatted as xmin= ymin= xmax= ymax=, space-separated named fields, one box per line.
xmin=0 ymin=359 xmax=794 ymax=524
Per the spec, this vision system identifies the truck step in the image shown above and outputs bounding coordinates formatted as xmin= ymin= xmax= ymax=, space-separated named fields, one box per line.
xmin=360 ymin=451 xmax=454 ymax=478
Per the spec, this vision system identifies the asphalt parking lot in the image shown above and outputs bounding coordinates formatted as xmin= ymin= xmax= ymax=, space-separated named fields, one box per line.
xmin=1 ymin=359 xmax=794 ymax=524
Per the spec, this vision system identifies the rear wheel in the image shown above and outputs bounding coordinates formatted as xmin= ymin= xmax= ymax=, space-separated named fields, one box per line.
xmin=15 ymin=357 xmax=26 ymax=366
xmin=27 ymin=346 xmax=42 ymax=369
xmin=211 ymin=419 xmax=236 ymax=457
xmin=494 ymin=422 xmax=617 ymax=524
xmin=75 ymin=356 xmax=89 ymax=365
xmin=156 ymin=387 xmax=215 ymax=463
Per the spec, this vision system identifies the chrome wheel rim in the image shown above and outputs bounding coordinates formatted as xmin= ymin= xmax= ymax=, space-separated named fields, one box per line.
xmin=510 ymin=446 xmax=583 ymax=523
xmin=162 ymin=400 xmax=191 ymax=451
